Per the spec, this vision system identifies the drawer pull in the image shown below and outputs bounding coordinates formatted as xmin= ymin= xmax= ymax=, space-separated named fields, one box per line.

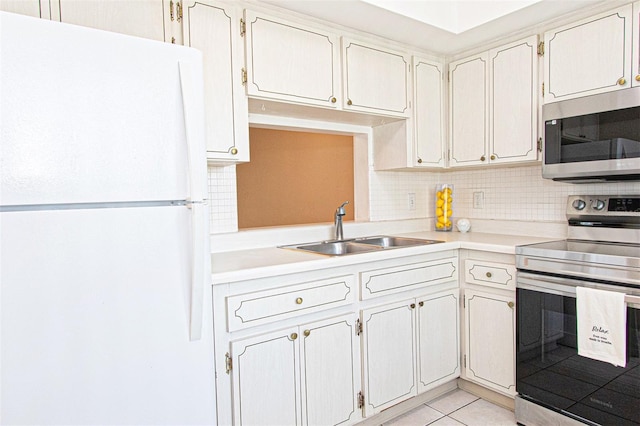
xmin=486 ymin=272 xmax=492 ymax=278
xmin=290 ymin=332 xmax=298 ymax=340
xmin=508 ymin=301 xmax=515 ymax=309
xmin=295 ymin=297 xmax=303 ymax=305
xmin=303 ymin=330 xmax=311 ymax=337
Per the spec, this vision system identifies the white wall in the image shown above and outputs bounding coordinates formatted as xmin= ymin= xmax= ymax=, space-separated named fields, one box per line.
xmin=208 ymin=164 xmax=640 ymax=235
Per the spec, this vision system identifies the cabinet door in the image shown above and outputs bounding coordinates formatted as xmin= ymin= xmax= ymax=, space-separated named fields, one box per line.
xmin=0 ymin=0 xmax=49 ymax=18
xmin=489 ymin=36 xmax=538 ymax=164
xmin=417 ymin=289 xmax=460 ymax=393
xmin=300 ymin=315 xmax=362 ymax=426
xmin=544 ymin=4 xmax=633 ymax=102
xmin=52 ymin=0 xmax=172 ymax=42
xmin=342 ymin=38 xmax=410 ymax=117
xmin=244 ymin=10 xmax=340 ymax=109
xmin=183 ymin=0 xmax=249 ymax=163
xmin=449 ymin=53 xmax=488 ymax=167
xmin=361 ymin=300 xmax=416 ymax=416
xmin=414 ymin=56 xmax=445 ymax=167
xmin=633 ymin=1 xmax=640 ymax=87
xmin=231 ymin=328 xmax=301 ymax=425
xmin=464 ymin=289 xmax=516 ymax=396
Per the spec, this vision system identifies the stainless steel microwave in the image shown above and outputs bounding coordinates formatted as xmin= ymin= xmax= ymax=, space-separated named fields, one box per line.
xmin=542 ymin=86 xmax=640 ymax=183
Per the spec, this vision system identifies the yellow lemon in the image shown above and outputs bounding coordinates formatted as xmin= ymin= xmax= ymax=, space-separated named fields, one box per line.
xmin=437 ymin=215 xmax=446 ymax=224
xmin=446 ymin=209 xmax=453 ymax=217
xmin=445 ymin=220 xmax=452 ymax=228
xmin=436 ymin=207 xmax=443 ymax=217
xmin=436 ymin=199 xmax=444 ymax=207
xmin=436 ymin=191 xmax=443 ymax=199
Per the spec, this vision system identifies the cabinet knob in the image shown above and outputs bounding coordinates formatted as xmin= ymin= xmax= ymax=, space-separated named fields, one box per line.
xmin=418 ymin=301 xmax=424 ymax=307
xmin=290 ymin=332 xmax=298 ymax=340
xmin=636 ymin=75 xmax=640 ymax=82
xmin=417 ymin=158 xmax=423 ymax=164
xmin=410 ymin=303 xmax=416 ymax=309
xmin=347 ymin=99 xmax=353 ymax=106
xmin=303 ymin=330 xmax=311 ymax=337
xmin=331 ymin=97 xmax=337 ymax=103
xmin=618 ymin=78 xmax=626 ymax=86
xmin=486 ymin=272 xmax=492 ymax=278
xmin=480 ymin=156 xmax=486 ymax=161
xmin=230 ymin=147 xmax=238 ymax=155
xmin=490 ymin=155 xmax=496 ymax=160
xmin=508 ymin=301 xmax=515 ymax=309
xmin=295 ymin=297 xmax=303 ymax=305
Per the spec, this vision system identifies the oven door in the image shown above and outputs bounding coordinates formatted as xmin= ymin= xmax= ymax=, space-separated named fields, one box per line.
xmin=516 ymin=272 xmax=640 ymax=425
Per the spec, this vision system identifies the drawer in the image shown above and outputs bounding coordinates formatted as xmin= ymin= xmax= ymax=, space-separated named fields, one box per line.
xmin=360 ymin=257 xmax=457 ymax=300
xmin=464 ymin=259 xmax=516 ymax=290
xmin=226 ymin=275 xmax=354 ymax=331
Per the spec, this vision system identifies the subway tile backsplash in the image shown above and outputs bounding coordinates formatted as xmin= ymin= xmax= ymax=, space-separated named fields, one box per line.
xmin=209 ymin=164 xmax=639 ymax=234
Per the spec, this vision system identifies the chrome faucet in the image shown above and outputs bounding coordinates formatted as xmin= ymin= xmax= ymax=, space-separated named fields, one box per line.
xmin=334 ymin=201 xmax=349 ymax=241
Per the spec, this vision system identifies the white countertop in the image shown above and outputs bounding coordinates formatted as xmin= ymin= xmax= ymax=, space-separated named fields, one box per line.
xmin=210 ymin=231 xmax=555 ymax=284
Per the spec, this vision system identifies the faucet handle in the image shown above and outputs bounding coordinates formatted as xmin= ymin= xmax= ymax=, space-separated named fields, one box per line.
xmin=336 ymin=201 xmax=349 ymax=216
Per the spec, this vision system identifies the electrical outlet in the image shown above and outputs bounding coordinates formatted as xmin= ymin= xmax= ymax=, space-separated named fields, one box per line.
xmin=473 ymin=191 xmax=484 ymax=209
xmin=408 ymin=192 xmax=416 ymax=210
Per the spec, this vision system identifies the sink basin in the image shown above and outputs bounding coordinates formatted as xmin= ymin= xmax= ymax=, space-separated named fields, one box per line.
xmin=354 ymin=236 xmax=443 ymax=248
xmin=280 ymin=235 xmax=443 ymax=256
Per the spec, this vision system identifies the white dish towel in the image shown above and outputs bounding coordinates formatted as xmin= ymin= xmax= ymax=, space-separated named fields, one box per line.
xmin=576 ymin=287 xmax=626 ymax=367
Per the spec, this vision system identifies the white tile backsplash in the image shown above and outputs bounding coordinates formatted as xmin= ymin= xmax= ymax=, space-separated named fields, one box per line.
xmin=209 ymin=163 xmax=640 ymax=235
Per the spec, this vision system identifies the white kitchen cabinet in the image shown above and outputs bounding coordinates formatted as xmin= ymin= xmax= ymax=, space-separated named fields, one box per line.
xmin=230 ymin=314 xmax=362 ymax=425
xmin=52 ymin=0 xmax=176 ymax=42
xmin=450 ymin=36 xmax=538 ymax=167
xmin=182 ymin=0 xmax=249 ymax=163
xmin=244 ymin=10 xmax=341 ymax=109
xmin=361 ymin=299 xmax=417 ymax=416
xmin=417 ymin=289 xmax=460 ymax=392
xmin=633 ymin=2 xmax=640 ymax=87
xmin=463 ymin=288 xmax=516 ymax=397
xmin=449 ymin=53 xmax=488 ymax=167
xmin=414 ymin=56 xmax=445 ymax=167
xmin=0 ymin=0 xmax=48 ymax=18
xmin=544 ymin=4 xmax=633 ymax=102
xmin=489 ymin=36 xmax=538 ymax=164
xmin=342 ymin=37 xmax=411 ymax=117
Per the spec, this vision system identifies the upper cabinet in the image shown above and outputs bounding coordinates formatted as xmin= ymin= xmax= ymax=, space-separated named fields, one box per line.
xmin=342 ymin=38 xmax=411 ymax=117
xmin=244 ymin=10 xmax=341 ymax=109
xmin=413 ymin=57 xmax=445 ymax=167
xmin=183 ymin=0 xmax=249 ymax=163
xmin=544 ymin=4 xmax=633 ymax=103
xmin=449 ymin=36 xmax=538 ymax=167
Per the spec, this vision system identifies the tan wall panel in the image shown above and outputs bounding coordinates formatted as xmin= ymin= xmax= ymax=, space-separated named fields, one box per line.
xmin=237 ymin=128 xmax=354 ymax=229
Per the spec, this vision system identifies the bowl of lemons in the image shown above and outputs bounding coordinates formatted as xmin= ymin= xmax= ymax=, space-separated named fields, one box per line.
xmin=435 ymin=184 xmax=453 ymax=231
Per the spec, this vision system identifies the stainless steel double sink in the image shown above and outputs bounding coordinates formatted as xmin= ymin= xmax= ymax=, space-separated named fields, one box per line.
xmin=279 ymin=235 xmax=443 ymax=256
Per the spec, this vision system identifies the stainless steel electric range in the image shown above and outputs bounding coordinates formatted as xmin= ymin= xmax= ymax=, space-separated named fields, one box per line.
xmin=515 ymin=195 xmax=640 ymax=426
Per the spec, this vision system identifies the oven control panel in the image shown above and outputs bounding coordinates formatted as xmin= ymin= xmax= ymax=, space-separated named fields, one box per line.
xmin=568 ymin=195 xmax=640 ymax=216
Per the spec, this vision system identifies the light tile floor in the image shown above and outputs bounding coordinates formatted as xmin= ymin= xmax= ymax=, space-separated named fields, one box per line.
xmin=384 ymin=389 xmax=516 ymax=426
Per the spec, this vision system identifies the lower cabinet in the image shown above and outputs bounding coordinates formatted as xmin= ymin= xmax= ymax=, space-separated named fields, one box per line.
xmin=463 ymin=288 xmax=516 ymax=396
xmin=230 ymin=314 xmax=362 ymax=425
xmin=362 ymin=287 xmax=460 ymax=416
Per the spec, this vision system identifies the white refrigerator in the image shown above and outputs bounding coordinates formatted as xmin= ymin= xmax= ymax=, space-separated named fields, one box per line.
xmin=0 ymin=12 xmax=215 ymax=425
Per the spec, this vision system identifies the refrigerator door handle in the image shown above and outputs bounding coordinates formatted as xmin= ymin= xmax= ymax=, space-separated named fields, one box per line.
xmin=179 ymin=58 xmax=208 ymax=341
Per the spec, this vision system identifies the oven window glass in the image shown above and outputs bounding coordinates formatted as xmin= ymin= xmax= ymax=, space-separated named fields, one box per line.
xmin=516 ymin=288 xmax=640 ymax=425
xmin=544 ymin=106 xmax=640 ymax=164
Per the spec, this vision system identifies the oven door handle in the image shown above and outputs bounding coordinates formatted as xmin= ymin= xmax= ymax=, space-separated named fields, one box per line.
xmin=517 ymin=271 xmax=640 ymax=308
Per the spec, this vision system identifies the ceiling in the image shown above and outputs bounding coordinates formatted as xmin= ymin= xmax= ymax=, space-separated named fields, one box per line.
xmin=261 ymin=0 xmax=613 ymax=56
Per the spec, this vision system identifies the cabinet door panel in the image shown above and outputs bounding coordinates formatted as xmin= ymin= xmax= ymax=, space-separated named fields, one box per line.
xmin=544 ymin=4 xmax=633 ymax=102
xmin=231 ymin=329 xmax=300 ymax=425
xmin=54 ymin=0 xmax=169 ymax=41
xmin=0 ymin=0 xmax=45 ymax=18
xmin=342 ymin=38 xmax=410 ymax=117
xmin=465 ymin=289 xmax=516 ymax=396
xmin=417 ymin=290 xmax=460 ymax=392
xmin=414 ymin=57 xmax=445 ymax=167
xmin=633 ymin=2 xmax=640 ymax=87
xmin=183 ymin=0 xmax=249 ymax=162
xmin=489 ymin=36 xmax=538 ymax=163
xmin=362 ymin=300 xmax=416 ymax=416
xmin=449 ymin=53 xmax=488 ymax=166
xmin=245 ymin=11 xmax=339 ymax=108
xmin=300 ymin=315 xmax=361 ymax=426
